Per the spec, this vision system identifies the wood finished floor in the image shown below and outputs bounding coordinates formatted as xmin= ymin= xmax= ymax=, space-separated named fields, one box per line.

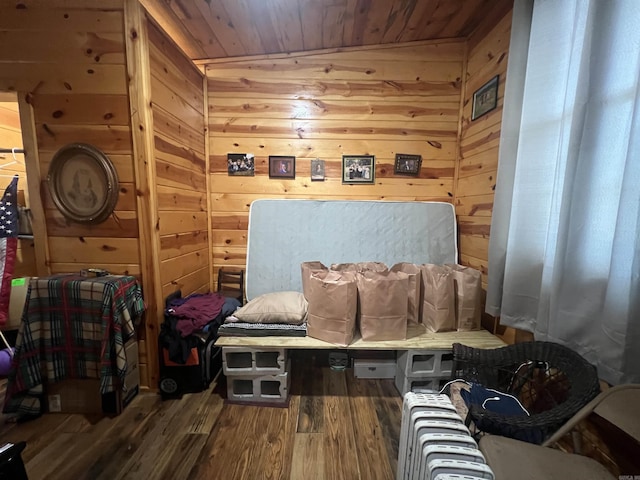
xmin=0 ymin=351 xmax=403 ymax=480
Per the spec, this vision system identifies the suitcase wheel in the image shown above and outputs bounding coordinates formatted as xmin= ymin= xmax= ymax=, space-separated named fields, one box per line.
xmin=159 ymin=376 xmax=179 ymax=395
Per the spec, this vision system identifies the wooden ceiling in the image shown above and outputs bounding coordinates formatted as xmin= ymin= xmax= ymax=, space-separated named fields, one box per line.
xmin=141 ymin=0 xmax=513 ymax=61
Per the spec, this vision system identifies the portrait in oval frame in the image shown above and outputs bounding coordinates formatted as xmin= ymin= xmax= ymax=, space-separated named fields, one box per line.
xmin=47 ymin=143 xmax=119 ymax=224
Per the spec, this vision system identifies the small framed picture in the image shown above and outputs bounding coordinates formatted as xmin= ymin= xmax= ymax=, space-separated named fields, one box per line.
xmin=472 ymin=75 xmax=499 ymax=121
xmin=394 ymin=154 xmax=422 ymax=176
xmin=227 ymin=153 xmax=255 ymax=176
xmin=311 ymin=159 xmax=325 ymax=181
xmin=269 ymin=155 xmax=295 ymax=179
xmin=342 ymin=155 xmax=375 ymax=184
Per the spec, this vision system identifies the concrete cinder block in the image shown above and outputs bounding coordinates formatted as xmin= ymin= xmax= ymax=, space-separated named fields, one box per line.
xmin=226 ymin=360 xmax=291 ymax=404
xmin=395 ymin=370 xmax=451 ymax=397
xmin=397 ymin=349 xmax=454 ymax=378
xmin=222 ymin=346 xmax=287 ymax=376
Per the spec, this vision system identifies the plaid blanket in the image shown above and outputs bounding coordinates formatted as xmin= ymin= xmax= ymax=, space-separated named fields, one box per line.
xmin=3 ymin=274 xmax=145 ymax=418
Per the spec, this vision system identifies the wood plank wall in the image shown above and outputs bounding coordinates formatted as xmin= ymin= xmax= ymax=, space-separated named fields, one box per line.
xmin=204 ymin=41 xmax=465 ymax=279
xmin=0 ymin=1 xmax=139 ymax=276
xmin=0 ymin=98 xmax=35 ymax=278
xmin=0 ymin=1 xmax=155 ymax=382
xmin=0 ymin=1 xmax=519 ymax=394
xmin=455 ymin=9 xmax=514 ymax=336
xmin=147 ymin=19 xmax=210 ymax=300
xmin=0 ymin=1 xmax=209 ymax=391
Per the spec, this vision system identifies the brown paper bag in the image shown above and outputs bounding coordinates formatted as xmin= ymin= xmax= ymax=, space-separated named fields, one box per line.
xmin=330 ymin=263 xmax=357 ymax=273
xmin=446 ymin=264 xmax=482 ymax=331
xmin=330 ymin=262 xmax=388 ymax=274
xmin=420 ymin=264 xmax=455 ymax=332
xmin=390 ymin=262 xmax=421 ymax=325
xmin=300 ymin=261 xmax=328 ymax=300
xmin=306 ymin=270 xmax=358 ymax=346
xmin=356 ymin=270 xmax=408 ymax=341
xmin=356 ymin=262 xmax=388 ymax=273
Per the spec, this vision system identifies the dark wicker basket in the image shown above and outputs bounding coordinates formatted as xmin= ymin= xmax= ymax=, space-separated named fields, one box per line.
xmin=451 ymin=341 xmax=601 ymax=444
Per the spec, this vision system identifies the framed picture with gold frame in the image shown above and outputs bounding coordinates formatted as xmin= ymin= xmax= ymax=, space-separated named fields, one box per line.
xmin=47 ymin=143 xmax=119 ymax=224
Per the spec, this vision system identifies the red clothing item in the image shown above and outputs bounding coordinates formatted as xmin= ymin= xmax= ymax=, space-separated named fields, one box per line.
xmin=170 ymin=292 xmax=226 ymax=337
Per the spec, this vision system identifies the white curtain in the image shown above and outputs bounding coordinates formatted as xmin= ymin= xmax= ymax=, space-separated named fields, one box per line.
xmin=487 ymin=0 xmax=640 ymax=385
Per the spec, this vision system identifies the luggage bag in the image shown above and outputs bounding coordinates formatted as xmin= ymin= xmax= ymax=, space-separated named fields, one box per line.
xmin=158 ymin=291 xmax=222 ymax=399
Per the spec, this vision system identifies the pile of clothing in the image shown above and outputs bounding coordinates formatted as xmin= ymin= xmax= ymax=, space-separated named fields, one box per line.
xmin=160 ymin=292 xmax=241 ymax=364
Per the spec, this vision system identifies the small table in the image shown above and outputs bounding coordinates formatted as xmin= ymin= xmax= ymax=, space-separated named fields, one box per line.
xmin=3 ymin=274 xmax=145 ymax=418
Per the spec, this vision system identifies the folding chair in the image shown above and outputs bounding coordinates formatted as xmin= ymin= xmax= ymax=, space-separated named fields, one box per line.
xmin=478 ymin=384 xmax=640 ymax=479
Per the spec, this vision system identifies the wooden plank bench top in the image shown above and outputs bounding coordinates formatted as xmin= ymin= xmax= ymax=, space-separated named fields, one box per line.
xmin=216 ymin=324 xmax=506 ymax=350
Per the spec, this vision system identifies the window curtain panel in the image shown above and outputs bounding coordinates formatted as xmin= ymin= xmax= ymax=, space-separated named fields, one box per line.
xmin=487 ymin=0 xmax=640 ymax=385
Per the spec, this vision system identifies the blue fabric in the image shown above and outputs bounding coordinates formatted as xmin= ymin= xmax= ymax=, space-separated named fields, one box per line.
xmin=202 ymin=297 xmax=241 ymax=333
xmin=460 ymin=383 xmax=529 ymax=416
xmin=221 ymin=297 xmax=242 ymax=318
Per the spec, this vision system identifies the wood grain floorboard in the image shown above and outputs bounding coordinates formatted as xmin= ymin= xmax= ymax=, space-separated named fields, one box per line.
xmin=295 ymin=353 xmax=324 ymax=434
xmin=374 ymin=378 xmax=404 ymax=474
xmin=323 ymin=368 xmax=361 ymax=480
xmin=1 ymin=412 xmax=70 ymax=462
xmin=25 ymin=432 xmax=81 ymax=479
xmin=53 ymin=394 xmax=167 ymax=480
xmin=190 ymin=403 xmax=264 ymax=479
xmin=115 ymin=387 xmax=220 ymax=480
xmin=347 ymin=376 xmax=396 ymax=480
xmin=159 ymin=433 xmax=209 ymax=480
xmin=278 ymin=388 xmax=299 ymax=480
xmin=249 ymin=407 xmax=292 ymax=479
xmin=291 ymin=433 xmax=325 ymax=480
xmin=2 ymin=356 xmax=405 ymax=480
xmin=12 ymin=394 xmax=160 ymax=480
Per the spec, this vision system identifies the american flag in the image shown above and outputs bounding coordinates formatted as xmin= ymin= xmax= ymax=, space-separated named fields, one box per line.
xmin=0 ymin=175 xmax=19 ymax=327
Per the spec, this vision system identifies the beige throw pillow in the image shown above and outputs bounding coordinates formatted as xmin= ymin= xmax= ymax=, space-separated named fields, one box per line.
xmin=233 ymin=291 xmax=308 ymax=325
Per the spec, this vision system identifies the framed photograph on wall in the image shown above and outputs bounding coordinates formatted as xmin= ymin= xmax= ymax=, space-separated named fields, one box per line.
xmin=342 ymin=155 xmax=375 ymax=184
xmin=227 ymin=153 xmax=255 ymax=176
xmin=269 ymin=155 xmax=296 ymax=179
xmin=48 ymin=142 xmax=119 ymax=224
xmin=472 ymin=75 xmax=499 ymax=121
xmin=394 ymin=154 xmax=422 ymax=176
xmin=311 ymin=159 xmax=325 ymax=181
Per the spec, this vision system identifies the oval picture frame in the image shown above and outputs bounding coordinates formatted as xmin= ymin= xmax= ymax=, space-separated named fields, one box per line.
xmin=47 ymin=143 xmax=119 ymax=224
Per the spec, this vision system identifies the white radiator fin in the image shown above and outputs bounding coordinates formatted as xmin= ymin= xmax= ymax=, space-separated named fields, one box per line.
xmin=397 ymin=392 xmax=495 ymax=480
